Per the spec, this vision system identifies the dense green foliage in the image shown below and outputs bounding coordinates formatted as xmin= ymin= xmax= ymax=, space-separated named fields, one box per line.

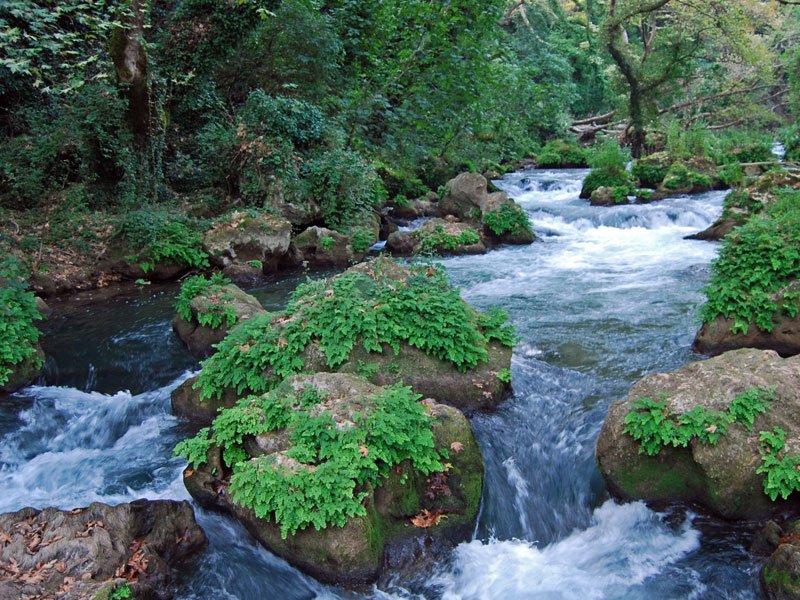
xmin=623 ymin=387 xmax=773 ymax=457
xmin=483 ymin=203 xmax=533 ymax=237
xmin=174 ymin=273 xmax=239 ymax=328
xmin=535 ymin=139 xmax=589 ymax=168
xmin=176 ymin=381 xmax=444 ymax=537
xmin=195 ymin=260 xmax=515 ymax=400
xmin=581 ymin=140 xmax=634 ymax=198
xmin=117 ymin=209 xmax=209 ymax=273
xmin=0 ymin=258 xmax=42 ymax=386
xmin=415 ymin=225 xmax=481 ymax=254
xmin=701 ymin=192 xmax=800 ymax=334
xmin=661 ymin=163 xmax=713 ymax=191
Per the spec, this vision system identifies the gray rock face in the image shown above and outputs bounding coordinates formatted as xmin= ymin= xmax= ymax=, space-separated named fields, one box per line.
xmin=182 ymin=373 xmax=483 ymax=585
xmin=596 ymin=349 xmax=800 ymax=520
xmin=203 ymin=211 xmax=292 ymax=272
xmin=386 ymin=219 xmax=486 ymax=257
xmin=172 ymin=283 xmax=265 ymax=359
xmin=0 ymin=499 xmax=206 ymax=600
xmin=438 ymin=172 xmax=500 ymax=221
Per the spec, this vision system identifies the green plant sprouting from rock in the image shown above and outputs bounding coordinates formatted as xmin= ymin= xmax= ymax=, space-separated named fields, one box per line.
xmin=757 ymin=427 xmax=800 ymax=501
xmin=0 ymin=259 xmax=43 ymax=387
xmin=623 ymin=386 xmax=795 ymax=502
xmin=175 ymin=382 xmax=445 ymax=538
xmin=415 ymin=224 xmax=481 ymax=254
xmin=194 ymin=260 xmax=515 ymax=400
xmin=174 ymin=273 xmax=239 ymax=329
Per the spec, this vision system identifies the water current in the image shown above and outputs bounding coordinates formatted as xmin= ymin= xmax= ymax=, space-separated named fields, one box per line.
xmin=0 ymin=168 xmax=764 ymax=598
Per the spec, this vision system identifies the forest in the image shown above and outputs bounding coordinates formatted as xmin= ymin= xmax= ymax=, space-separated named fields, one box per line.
xmin=3 ymin=1 xmax=800 ymax=599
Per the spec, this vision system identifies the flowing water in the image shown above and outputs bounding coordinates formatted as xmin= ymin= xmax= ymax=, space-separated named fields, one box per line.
xmin=0 ymin=168 xmax=765 ymax=598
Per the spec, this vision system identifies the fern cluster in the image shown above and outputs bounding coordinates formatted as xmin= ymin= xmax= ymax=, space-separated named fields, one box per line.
xmin=700 ymin=192 xmax=800 ymax=334
xmin=623 ymin=387 xmax=774 ymax=456
xmin=757 ymin=427 xmax=800 ymax=501
xmin=482 ymin=204 xmax=532 ymax=237
xmin=174 ymin=273 xmax=239 ymax=329
xmin=175 ymin=381 xmax=444 ymax=537
xmin=415 ymin=224 xmax=481 ymax=254
xmin=118 ymin=209 xmax=210 ymax=273
xmin=195 ymin=260 xmax=515 ymax=400
xmin=0 ymin=259 xmax=43 ymax=386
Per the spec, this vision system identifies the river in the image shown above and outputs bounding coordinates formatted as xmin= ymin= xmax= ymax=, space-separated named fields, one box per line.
xmin=0 ymin=167 xmax=763 ymax=599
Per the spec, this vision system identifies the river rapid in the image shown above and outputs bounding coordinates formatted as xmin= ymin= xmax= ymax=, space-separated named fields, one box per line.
xmin=0 ymin=168 xmax=764 ymax=599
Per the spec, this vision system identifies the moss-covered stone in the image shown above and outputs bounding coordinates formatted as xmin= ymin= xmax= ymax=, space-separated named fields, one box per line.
xmin=182 ymin=373 xmax=483 ymax=584
xmin=203 ymin=210 xmax=292 ymax=274
xmin=596 ymin=349 xmax=800 ymax=520
xmin=1 ymin=346 xmax=44 ymax=393
xmin=172 ymin=283 xmax=265 ymax=359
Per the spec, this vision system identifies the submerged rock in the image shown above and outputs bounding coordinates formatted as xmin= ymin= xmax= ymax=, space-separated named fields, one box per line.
xmin=172 ymin=282 xmax=265 ymax=359
xmin=0 ymin=499 xmax=206 ymax=600
xmin=596 ymin=349 xmax=800 ymax=520
xmin=182 ymin=373 xmax=483 ymax=585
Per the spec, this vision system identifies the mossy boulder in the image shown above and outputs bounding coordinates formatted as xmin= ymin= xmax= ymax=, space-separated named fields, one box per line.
xmin=438 ymin=173 xmax=533 ymax=245
xmin=284 ymin=226 xmax=355 ymax=269
xmin=596 ymin=349 xmax=800 ymax=520
xmin=386 ymin=219 xmax=486 ymax=256
xmin=181 ymin=373 xmax=483 ymax=585
xmin=0 ymin=500 xmax=206 ymax=600
xmin=658 ymin=158 xmax=719 ymax=195
xmin=580 ymin=168 xmax=634 ymax=200
xmin=762 ymin=521 xmax=800 ymax=599
xmin=173 ymin=282 xmax=265 ymax=359
xmin=171 ymin=258 xmax=513 ymax=425
xmin=1 ymin=346 xmax=44 ymax=393
xmin=203 ymin=211 xmax=292 ymax=274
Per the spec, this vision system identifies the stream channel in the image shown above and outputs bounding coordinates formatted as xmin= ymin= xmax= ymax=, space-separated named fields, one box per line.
xmin=0 ymin=168 xmax=763 ymax=599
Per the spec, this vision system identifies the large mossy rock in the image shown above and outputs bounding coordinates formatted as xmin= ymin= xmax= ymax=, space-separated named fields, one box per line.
xmin=1 ymin=346 xmax=44 ymax=393
xmin=203 ymin=211 xmax=292 ymax=274
xmin=438 ymin=173 xmax=534 ymax=245
xmin=285 ymin=226 xmax=355 ymax=268
xmin=171 ymin=258 xmax=513 ymax=425
xmin=694 ymin=300 xmax=800 ymax=358
xmin=596 ymin=349 xmax=800 ymax=520
xmin=181 ymin=373 xmax=482 ymax=584
xmin=172 ymin=280 xmax=266 ymax=359
xmin=386 ymin=219 xmax=486 ymax=257
xmin=0 ymin=499 xmax=206 ymax=600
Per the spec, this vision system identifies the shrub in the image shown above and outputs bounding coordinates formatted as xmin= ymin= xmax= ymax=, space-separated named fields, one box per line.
xmin=631 ymin=157 xmax=670 ymax=188
xmin=117 ymin=209 xmax=209 ymax=272
xmin=580 ymin=140 xmax=633 ymax=198
xmin=194 ymin=259 xmax=516 ymax=400
xmin=482 ymin=204 xmax=532 ymax=237
xmin=718 ymin=163 xmax=744 ymax=188
xmin=175 ymin=273 xmax=239 ymax=329
xmin=350 ymin=227 xmax=377 ymax=254
xmin=0 ymin=258 xmax=43 ymax=387
xmin=535 ymin=139 xmax=588 ymax=168
xmin=701 ymin=192 xmax=800 ymax=333
xmin=662 ymin=163 xmax=712 ymax=191
xmin=175 ymin=381 xmax=445 ymax=537
xmin=301 ymin=147 xmax=386 ymax=231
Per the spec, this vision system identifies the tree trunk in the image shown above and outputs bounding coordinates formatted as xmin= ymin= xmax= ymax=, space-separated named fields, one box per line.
xmin=628 ymin=86 xmax=645 ymax=158
xmin=110 ymin=0 xmax=150 ymax=138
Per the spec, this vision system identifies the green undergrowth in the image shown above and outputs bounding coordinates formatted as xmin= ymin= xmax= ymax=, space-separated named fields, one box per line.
xmin=535 ymin=139 xmax=589 ymax=168
xmin=623 ymin=387 xmax=800 ymax=502
xmin=415 ymin=224 xmax=481 ymax=254
xmin=661 ymin=162 xmax=713 ymax=191
xmin=700 ymin=191 xmax=800 ymax=334
xmin=175 ymin=381 xmax=445 ymax=537
xmin=482 ymin=203 xmax=532 ymax=237
xmin=175 ymin=273 xmax=239 ymax=329
xmin=0 ymin=259 xmax=43 ymax=387
xmin=117 ymin=208 xmax=210 ymax=273
xmin=195 ymin=259 xmax=516 ymax=400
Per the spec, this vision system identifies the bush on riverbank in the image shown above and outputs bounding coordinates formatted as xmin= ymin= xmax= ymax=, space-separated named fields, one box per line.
xmin=700 ymin=191 xmax=800 ymax=335
xmin=0 ymin=258 xmax=44 ymax=390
